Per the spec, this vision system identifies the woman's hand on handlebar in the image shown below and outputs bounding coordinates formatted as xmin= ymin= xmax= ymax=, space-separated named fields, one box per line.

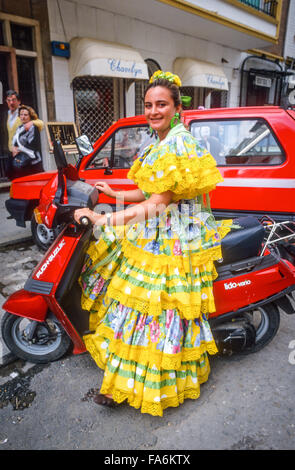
xmin=73 ymin=208 xmax=104 ymax=226
xmin=95 ymin=182 xmax=116 ymax=198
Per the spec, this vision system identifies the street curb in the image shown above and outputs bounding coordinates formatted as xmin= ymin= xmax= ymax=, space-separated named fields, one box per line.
xmin=0 ymin=236 xmax=32 ymax=249
xmin=0 ymin=352 xmax=17 ymax=368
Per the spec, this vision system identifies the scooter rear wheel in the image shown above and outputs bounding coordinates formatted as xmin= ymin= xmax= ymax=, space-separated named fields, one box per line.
xmin=240 ymin=302 xmax=280 ymax=354
xmin=1 ymin=312 xmax=72 ymax=363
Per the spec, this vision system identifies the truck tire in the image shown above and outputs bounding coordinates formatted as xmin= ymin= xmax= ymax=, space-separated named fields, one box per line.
xmin=31 ymin=216 xmax=63 ymax=251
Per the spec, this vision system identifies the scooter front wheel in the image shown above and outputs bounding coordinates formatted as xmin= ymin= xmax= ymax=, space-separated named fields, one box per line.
xmin=1 ymin=312 xmax=72 ymax=364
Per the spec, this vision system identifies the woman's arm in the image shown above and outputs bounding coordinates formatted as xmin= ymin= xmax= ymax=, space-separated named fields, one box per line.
xmin=74 ymin=191 xmax=173 ymax=226
xmin=11 ymin=146 xmax=19 ymax=157
xmin=95 ymin=182 xmax=146 ymax=203
xmin=25 ymin=125 xmax=41 ymax=152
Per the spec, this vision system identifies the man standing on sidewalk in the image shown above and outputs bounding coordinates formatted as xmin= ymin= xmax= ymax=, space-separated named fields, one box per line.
xmin=6 ymin=90 xmax=22 ymax=153
xmin=5 ymin=90 xmax=44 ymax=178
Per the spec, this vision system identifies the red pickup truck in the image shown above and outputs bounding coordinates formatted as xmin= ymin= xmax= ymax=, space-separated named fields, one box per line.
xmin=6 ymin=106 xmax=295 ymax=249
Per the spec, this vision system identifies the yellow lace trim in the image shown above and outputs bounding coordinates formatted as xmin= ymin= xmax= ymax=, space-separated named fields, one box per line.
xmin=121 ymin=238 xmax=223 ymax=270
xmin=99 ymin=376 xmax=210 ymax=417
xmin=128 ymin=152 xmax=223 ymax=200
xmin=102 ymin=287 xmax=216 ymax=318
xmin=80 ymin=221 xmax=233 ymax=319
xmin=82 ymin=222 xmax=232 ymax=283
xmin=84 ymin=243 xmax=122 ymax=280
xmin=83 ymin=324 xmax=218 ymax=371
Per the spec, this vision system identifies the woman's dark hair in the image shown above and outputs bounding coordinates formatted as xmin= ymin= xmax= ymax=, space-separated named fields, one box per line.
xmin=18 ymin=104 xmax=38 ymax=120
xmin=144 ymin=78 xmax=181 ymax=108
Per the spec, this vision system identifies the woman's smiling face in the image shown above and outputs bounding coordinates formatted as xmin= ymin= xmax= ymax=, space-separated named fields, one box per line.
xmin=144 ymin=86 xmax=181 ymax=141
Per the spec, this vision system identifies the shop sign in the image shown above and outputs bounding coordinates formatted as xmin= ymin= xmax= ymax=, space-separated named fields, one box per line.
xmin=106 ymin=58 xmax=146 ymax=78
xmin=255 ymin=75 xmax=272 ymax=88
xmin=205 ymin=74 xmax=227 ymax=89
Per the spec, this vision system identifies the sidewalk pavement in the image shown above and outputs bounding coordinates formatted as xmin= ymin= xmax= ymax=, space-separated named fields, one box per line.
xmin=0 ymin=182 xmax=33 ymax=366
xmin=0 ymin=183 xmax=32 ymax=248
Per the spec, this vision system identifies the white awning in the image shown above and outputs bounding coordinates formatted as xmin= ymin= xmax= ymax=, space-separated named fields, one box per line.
xmin=174 ymin=58 xmax=229 ymax=91
xmin=69 ymin=37 xmax=149 ymax=81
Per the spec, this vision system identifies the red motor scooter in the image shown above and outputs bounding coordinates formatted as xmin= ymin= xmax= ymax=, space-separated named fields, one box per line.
xmin=2 ymin=141 xmax=295 ymax=363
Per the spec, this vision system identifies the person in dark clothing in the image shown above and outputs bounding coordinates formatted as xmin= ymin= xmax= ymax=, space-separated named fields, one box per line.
xmin=10 ymin=105 xmax=44 ymax=179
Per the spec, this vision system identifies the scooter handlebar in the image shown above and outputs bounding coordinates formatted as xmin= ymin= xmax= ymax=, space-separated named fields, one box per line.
xmin=79 ymin=216 xmax=92 ymax=226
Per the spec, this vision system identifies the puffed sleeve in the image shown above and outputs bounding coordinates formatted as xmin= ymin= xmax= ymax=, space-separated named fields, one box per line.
xmin=127 ymin=132 xmax=223 ymax=201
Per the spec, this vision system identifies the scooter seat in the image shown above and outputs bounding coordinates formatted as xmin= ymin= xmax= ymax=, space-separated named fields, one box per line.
xmin=219 ymin=216 xmax=265 ymax=265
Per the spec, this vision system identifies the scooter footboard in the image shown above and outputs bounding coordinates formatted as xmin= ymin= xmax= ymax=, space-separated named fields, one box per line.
xmin=2 ymin=289 xmax=48 ymax=321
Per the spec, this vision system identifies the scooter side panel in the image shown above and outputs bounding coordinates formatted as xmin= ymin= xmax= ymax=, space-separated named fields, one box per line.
xmin=212 ymin=260 xmax=295 ymax=317
xmin=31 ymin=227 xmax=81 ymax=287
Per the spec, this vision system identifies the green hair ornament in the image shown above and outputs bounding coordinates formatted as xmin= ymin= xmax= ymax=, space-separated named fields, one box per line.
xmin=181 ymin=96 xmax=192 ymax=108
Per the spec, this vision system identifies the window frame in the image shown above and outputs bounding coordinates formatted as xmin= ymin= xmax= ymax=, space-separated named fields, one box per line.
xmin=189 ymin=117 xmax=286 ymax=167
xmin=85 ymin=124 xmax=153 ymax=171
xmin=0 ymin=12 xmax=47 ymax=121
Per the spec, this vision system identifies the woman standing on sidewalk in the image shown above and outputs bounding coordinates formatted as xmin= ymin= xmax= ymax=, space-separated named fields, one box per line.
xmin=74 ymin=71 xmax=231 ymax=416
xmin=11 ymin=105 xmax=44 ymax=179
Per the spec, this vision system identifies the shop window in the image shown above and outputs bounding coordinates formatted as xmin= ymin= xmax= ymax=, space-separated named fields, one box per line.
xmin=179 ymin=87 xmax=194 ymax=110
xmin=190 ymin=118 xmax=284 ymax=166
xmin=240 ymin=56 xmax=283 ymax=107
xmin=73 ymin=76 xmax=115 ymax=143
xmin=179 ymin=87 xmax=209 ymax=109
xmin=211 ymin=89 xmax=229 ymax=108
xmin=11 ymin=23 xmax=34 ymax=51
xmin=135 ymin=81 xmax=148 ymax=115
xmin=87 ymin=126 xmax=155 ymax=170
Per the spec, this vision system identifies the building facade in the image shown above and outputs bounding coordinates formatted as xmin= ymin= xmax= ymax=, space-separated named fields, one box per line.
xmin=0 ymin=0 xmax=53 ymax=177
xmin=0 ymin=0 xmax=290 ymax=175
xmin=282 ymin=0 xmax=295 ymax=106
xmin=47 ymin=0 xmax=286 ymax=146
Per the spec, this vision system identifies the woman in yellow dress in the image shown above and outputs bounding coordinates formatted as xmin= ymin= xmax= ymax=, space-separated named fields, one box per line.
xmin=74 ymin=71 xmax=231 ymax=416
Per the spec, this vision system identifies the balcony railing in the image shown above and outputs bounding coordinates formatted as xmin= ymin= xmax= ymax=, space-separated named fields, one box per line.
xmin=237 ymin=0 xmax=278 ymax=18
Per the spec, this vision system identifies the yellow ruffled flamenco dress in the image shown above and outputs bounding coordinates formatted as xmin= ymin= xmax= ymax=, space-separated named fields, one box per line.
xmin=80 ymin=123 xmax=232 ymax=416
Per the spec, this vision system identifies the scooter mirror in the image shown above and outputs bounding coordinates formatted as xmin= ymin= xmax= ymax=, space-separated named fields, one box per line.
xmin=53 ymin=140 xmax=68 ymax=169
xmin=75 ymin=135 xmax=94 ymax=156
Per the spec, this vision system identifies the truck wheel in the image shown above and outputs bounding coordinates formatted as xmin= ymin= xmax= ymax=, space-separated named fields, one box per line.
xmin=31 ymin=216 xmax=62 ymax=251
xmin=1 ymin=312 xmax=72 ymax=364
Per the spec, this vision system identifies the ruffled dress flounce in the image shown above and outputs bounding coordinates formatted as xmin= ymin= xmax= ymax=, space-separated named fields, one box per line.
xmin=81 ymin=123 xmax=232 ymax=416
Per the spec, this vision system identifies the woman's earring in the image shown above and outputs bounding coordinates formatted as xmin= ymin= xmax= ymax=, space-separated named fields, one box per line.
xmin=170 ymin=112 xmax=180 ymax=129
xmin=149 ymin=126 xmax=156 ymax=137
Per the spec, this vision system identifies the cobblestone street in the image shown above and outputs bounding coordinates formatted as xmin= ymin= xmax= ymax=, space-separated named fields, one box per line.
xmin=0 ymin=240 xmax=295 ymax=450
xmin=0 ymin=242 xmax=43 ymax=365
xmin=0 ymin=242 xmax=43 ymax=298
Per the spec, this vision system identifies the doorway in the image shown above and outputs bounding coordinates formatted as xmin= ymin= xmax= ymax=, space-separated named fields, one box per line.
xmin=16 ymin=56 xmax=38 ymax=112
xmin=0 ymin=51 xmax=15 ymax=179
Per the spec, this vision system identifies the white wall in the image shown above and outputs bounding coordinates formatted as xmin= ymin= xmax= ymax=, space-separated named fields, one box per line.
xmin=284 ymin=0 xmax=295 ymax=60
xmin=181 ymin=0 xmax=277 ymax=37
xmin=47 ymin=0 xmax=244 ymax=121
